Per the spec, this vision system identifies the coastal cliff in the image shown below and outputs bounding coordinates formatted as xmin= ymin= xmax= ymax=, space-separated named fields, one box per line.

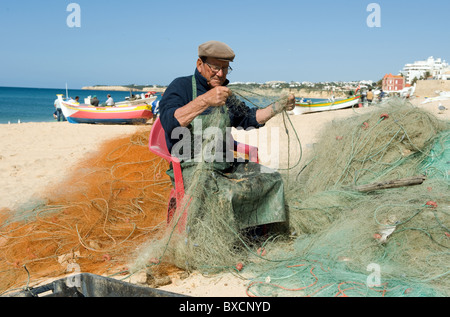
xmin=82 ymin=85 xmax=166 ymax=93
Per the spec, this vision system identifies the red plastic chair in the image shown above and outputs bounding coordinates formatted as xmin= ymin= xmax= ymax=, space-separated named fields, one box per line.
xmin=149 ymin=117 xmax=259 ymax=228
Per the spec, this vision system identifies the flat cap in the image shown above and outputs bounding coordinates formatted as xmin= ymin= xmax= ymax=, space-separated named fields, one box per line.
xmin=198 ymin=40 xmax=235 ymax=62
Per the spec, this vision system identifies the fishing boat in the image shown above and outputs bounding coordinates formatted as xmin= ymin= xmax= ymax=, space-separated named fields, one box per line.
xmin=58 ymin=94 xmax=157 ymax=124
xmin=289 ymin=94 xmax=362 ymax=115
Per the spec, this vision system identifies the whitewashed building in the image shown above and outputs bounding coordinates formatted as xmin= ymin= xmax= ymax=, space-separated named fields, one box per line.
xmin=401 ymin=56 xmax=450 ymax=84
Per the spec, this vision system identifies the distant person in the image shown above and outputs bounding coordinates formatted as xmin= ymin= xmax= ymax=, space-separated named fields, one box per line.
xmin=91 ymin=95 xmax=100 ymax=107
xmin=151 ymin=99 xmax=160 ymax=117
xmin=105 ymin=94 xmax=115 ymax=106
xmin=74 ymin=96 xmax=80 ymax=104
xmin=54 ymin=96 xmax=66 ymax=121
xmin=149 ymin=99 xmax=160 ymax=124
xmin=378 ymin=90 xmax=385 ymax=102
xmin=361 ymin=90 xmax=367 ymax=103
xmin=367 ymin=89 xmax=374 ymax=104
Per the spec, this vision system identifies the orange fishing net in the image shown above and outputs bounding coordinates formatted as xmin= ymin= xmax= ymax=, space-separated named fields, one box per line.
xmin=0 ymin=127 xmax=173 ymax=294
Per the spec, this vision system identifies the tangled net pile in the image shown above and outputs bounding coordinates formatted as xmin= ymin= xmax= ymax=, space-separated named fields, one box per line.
xmin=1 ymin=95 xmax=448 ymax=297
xmin=249 ymin=98 xmax=450 ymax=297
xmin=133 ymin=97 xmax=449 ymax=297
xmin=0 ymin=129 xmax=172 ymax=295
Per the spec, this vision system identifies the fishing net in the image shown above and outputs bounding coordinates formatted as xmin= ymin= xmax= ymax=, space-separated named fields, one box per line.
xmin=0 ymin=128 xmax=173 ymax=295
xmin=131 ymin=90 xmax=295 ymax=274
xmin=1 ymin=94 xmax=449 ymax=298
xmin=246 ymin=98 xmax=450 ymax=297
xmin=132 ymin=96 xmax=449 ymax=297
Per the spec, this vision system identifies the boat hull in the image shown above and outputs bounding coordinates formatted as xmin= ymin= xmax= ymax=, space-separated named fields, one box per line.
xmin=60 ymin=99 xmax=155 ymax=124
xmin=290 ymin=95 xmax=361 ymax=115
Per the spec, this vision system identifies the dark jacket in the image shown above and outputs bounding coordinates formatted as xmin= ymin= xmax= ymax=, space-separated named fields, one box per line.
xmin=90 ymin=98 xmax=99 ymax=107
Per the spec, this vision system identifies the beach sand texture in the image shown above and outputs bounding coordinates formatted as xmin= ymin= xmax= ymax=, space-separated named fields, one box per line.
xmin=0 ymin=96 xmax=448 ymax=297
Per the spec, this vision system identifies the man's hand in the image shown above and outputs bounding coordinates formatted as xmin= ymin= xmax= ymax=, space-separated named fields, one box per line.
xmin=174 ymin=86 xmax=232 ymax=127
xmin=285 ymin=94 xmax=296 ymax=111
xmin=201 ymin=86 xmax=232 ymax=107
xmin=272 ymin=94 xmax=296 ymax=115
xmin=256 ymin=94 xmax=296 ymax=124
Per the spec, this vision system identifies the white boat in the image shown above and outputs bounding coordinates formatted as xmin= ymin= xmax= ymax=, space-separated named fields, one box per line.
xmin=289 ymin=94 xmax=361 ymax=115
xmin=58 ymin=94 xmax=157 ymax=124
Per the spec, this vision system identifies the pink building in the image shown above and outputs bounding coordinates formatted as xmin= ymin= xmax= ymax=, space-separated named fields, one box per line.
xmin=382 ymin=73 xmax=405 ymax=92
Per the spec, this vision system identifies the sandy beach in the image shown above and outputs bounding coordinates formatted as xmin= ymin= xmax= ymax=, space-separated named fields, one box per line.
xmin=0 ymin=95 xmax=449 ymax=297
xmin=0 ymin=123 xmax=142 ymax=210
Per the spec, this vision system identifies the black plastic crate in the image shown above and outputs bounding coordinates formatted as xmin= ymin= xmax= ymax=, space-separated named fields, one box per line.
xmin=6 ymin=273 xmax=186 ymax=297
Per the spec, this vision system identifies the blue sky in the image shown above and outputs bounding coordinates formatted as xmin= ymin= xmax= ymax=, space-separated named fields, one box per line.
xmin=0 ymin=0 xmax=449 ymax=89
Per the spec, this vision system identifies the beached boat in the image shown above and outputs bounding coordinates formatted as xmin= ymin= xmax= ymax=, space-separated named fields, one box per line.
xmin=58 ymin=94 xmax=156 ymax=124
xmin=289 ymin=94 xmax=361 ymax=115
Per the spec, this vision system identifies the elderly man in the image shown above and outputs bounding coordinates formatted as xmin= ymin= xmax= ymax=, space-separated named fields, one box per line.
xmin=159 ymin=40 xmax=294 ymax=232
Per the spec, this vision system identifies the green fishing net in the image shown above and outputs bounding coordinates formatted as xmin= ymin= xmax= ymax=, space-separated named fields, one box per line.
xmin=131 ymin=96 xmax=449 ymax=297
xmin=250 ymin=99 xmax=450 ymax=297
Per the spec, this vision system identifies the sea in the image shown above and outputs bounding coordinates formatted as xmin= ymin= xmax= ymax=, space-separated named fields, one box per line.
xmin=0 ymin=86 xmax=162 ymax=124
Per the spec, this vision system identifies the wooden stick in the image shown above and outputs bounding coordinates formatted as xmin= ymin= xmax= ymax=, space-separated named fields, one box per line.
xmin=354 ymin=176 xmax=426 ymax=192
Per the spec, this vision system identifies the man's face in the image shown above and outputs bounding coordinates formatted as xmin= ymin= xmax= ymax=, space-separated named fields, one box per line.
xmin=197 ymin=57 xmax=230 ymax=88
